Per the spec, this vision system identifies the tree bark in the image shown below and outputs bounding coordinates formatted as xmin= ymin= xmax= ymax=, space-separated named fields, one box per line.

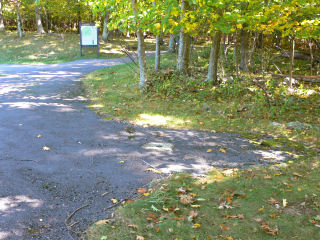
xmin=131 ymin=0 xmax=147 ymax=89
xmin=102 ymin=11 xmax=109 ymax=42
xmin=207 ymin=31 xmax=222 ymax=84
xmin=35 ymin=1 xmax=45 ymax=34
xmin=0 ymin=0 xmax=5 ymax=32
xmin=177 ymin=0 xmax=190 ymax=73
xmin=155 ymin=35 xmax=161 ymax=70
xmin=289 ymin=37 xmax=295 ymax=88
xmin=168 ymin=33 xmax=176 ymax=53
xmin=309 ymin=40 xmax=314 ymax=75
xmin=240 ymin=28 xmax=249 ymax=72
xmin=16 ymin=3 xmax=23 ymax=39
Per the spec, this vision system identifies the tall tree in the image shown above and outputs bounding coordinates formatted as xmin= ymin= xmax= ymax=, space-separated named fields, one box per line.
xmin=34 ymin=0 xmax=45 ymax=34
xmin=102 ymin=11 xmax=109 ymax=42
xmin=131 ymin=0 xmax=147 ymax=88
xmin=177 ymin=0 xmax=191 ymax=73
xmin=207 ymin=30 xmax=222 ymax=84
xmin=168 ymin=34 xmax=176 ymax=53
xmin=0 ymin=0 xmax=5 ymax=32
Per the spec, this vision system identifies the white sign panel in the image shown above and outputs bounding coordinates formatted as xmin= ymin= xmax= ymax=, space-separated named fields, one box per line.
xmin=81 ymin=25 xmax=98 ymax=46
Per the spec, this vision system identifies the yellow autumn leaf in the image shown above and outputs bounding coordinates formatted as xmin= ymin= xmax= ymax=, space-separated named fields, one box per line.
xmin=219 ymin=148 xmax=227 ymax=153
xmin=192 ymin=223 xmax=201 ymax=228
xmin=146 ymin=168 xmax=162 ymax=174
xmin=111 ymin=198 xmax=118 ymax=204
xmin=207 ymin=149 xmax=213 ymax=153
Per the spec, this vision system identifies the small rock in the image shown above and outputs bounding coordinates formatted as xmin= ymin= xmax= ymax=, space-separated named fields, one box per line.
xmin=270 ymin=122 xmax=282 ymax=127
xmin=286 ymin=121 xmax=312 ymax=130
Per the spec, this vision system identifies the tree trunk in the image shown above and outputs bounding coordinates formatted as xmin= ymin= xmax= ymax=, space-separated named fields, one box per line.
xmin=289 ymin=37 xmax=295 ymax=88
xmin=309 ymin=40 xmax=314 ymax=75
xmin=168 ymin=33 xmax=176 ymax=53
xmin=16 ymin=4 xmax=22 ymax=39
xmin=131 ymin=0 xmax=147 ymax=89
xmin=240 ymin=28 xmax=249 ymax=72
xmin=256 ymin=32 xmax=264 ymax=49
xmin=35 ymin=1 xmax=45 ymax=34
xmin=177 ymin=0 xmax=190 ymax=73
xmin=77 ymin=0 xmax=81 ymax=33
xmin=0 ymin=0 xmax=4 ymax=32
xmin=155 ymin=35 xmax=160 ymax=70
xmin=102 ymin=11 xmax=109 ymax=42
xmin=207 ymin=31 xmax=222 ymax=85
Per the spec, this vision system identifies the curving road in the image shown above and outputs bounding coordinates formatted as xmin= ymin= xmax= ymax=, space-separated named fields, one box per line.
xmin=0 ymin=58 xmax=292 ymax=239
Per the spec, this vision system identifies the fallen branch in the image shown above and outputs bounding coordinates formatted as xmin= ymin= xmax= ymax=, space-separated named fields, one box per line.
xmin=275 ymin=51 xmax=320 ymax=63
xmin=65 ymin=204 xmax=89 ymax=240
xmin=271 ymin=73 xmax=320 ymax=83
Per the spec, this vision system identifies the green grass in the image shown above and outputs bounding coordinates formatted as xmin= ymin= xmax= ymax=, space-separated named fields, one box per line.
xmin=0 ymin=31 xmax=160 ymax=64
xmin=86 ymin=157 xmax=320 ymax=240
xmin=83 ymin=53 xmax=320 ymax=153
xmin=83 ymin=50 xmax=320 ymax=239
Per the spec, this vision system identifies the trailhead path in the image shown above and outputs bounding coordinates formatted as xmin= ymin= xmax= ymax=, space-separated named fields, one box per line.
xmin=0 ymin=58 xmax=291 ymax=239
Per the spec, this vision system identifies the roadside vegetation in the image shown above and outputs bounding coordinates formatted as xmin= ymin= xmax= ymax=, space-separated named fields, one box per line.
xmin=0 ymin=32 xmax=162 ymax=64
xmin=83 ymin=47 xmax=319 ymax=239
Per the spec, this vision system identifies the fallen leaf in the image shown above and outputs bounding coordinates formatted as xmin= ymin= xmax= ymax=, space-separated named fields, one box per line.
xmin=128 ymin=224 xmax=138 ymax=229
xmin=136 ymin=235 xmax=145 ymax=240
xmin=192 ymin=223 xmax=201 ymax=229
xmin=179 ymin=194 xmax=194 ymax=205
xmin=268 ymin=197 xmax=279 ymax=205
xmin=261 ymin=221 xmax=278 ymax=236
xmin=42 ymin=146 xmax=51 ymax=151
xmin=189 ymin=210 xmax=198 ymax=219
xmin=293 ymin=172 xmax=303 ymax=178
xmin=219 ymin=224 xmax=231 ymax=230
xmin=174 ymin=216 xmax=184 ymax=220
xmin=118 ymin=161 xmax=125 ymax=164
xmin=191 ymin=204 xmax=201 ymax=208
xmin=137 ymin=188 xmax=147 ymax=194
xmin=143 ymin=193 xmax=150 ymax=196
xmin=168 ymin=228 xmax=173 ymax=232
xmin=146 ymin=168 xmax=162 ymax=174
xmin=218 ymin=235 xmax=234 ymax=240
xmin=219 ymin=148 xmax=227 ymax=153
xmin=283 ymin=199 xmax=288 ymax=208
xmin=207 ymin=149 xmax=213 ymax=153
xmin=224 ymin=214 xmax=244 ymax=219
xmin=111 ymin=198 xmax=118 ymax=204
xmin=177 ymin=187 xmax=187 ymax=193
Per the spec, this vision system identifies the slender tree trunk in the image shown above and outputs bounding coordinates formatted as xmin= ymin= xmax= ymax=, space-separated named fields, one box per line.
xmin=131 ymin=0 xmax=147 ymax=89
xmin=257 ymin=32 xmax=264 ymax=49
xmin=35 ymin=1 xmax=45 ymax=34
xmin=309 ymin=40 xmax=314 ymax=75
xmin=289 ymin=36 xmax=295 ymax=88
xmin=233 ymin=33 xmax=240 ymax=78
xmin=177 ymin=0 xmax=190 ymax=73
xmin=168 ymin=33 xmax=176 ymax=53
xmin=16 ymin=4 xmax=22 ymax=39
xmin=240 ymin=28 xmax=249 ymax=72
xmin=102 ymin=11 xmax=109 ymax=42
xmin=207 ymin=31 xmax=222 ymax=85
xmin=155 ymin=35 xmax=161 ymax=70
xmin=77 ymin=0 xmax=81 ymax=33
xmin=0 ymin=0 xmax=5 ymax=32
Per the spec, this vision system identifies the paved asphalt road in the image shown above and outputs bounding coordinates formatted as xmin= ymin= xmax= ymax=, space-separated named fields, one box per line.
xmin=0 ymin=58 xmax=292 ymax=239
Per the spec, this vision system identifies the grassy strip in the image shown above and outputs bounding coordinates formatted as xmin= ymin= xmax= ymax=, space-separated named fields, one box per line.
xmin=0 ymin=32 xmax=160 ymax=64
xmin=86 ymin=157 xmax=320 ymax=240
xmin=82 ymin=50 xmax=319 ymax=239
xmin=83 ymin=53 xmax=319 ymax=153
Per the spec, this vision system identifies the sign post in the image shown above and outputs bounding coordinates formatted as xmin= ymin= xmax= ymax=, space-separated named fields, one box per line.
xmin=80 ymin=23 xmax=99 ymax=57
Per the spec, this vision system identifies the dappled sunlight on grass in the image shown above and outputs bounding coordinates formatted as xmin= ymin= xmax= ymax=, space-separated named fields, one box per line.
xmin=134 ymin=113 xmax=187 ymax=127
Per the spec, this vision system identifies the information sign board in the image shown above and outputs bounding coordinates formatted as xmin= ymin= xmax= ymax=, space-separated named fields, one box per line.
xmin=80 ymin=23 xmax=99 ymax=56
